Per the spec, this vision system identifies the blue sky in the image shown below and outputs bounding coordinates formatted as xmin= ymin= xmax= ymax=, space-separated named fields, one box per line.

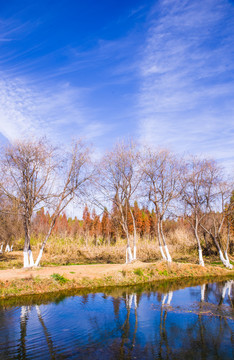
xmin=0 ymin=0 xmax=234 ymax=170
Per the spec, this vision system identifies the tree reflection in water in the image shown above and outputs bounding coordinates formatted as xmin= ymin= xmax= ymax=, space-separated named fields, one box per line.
xmin=18 ymin=305 xmax=57 ymax=360
xmin=118 ymin=292 xmax=138 ymax=358
xmin=0 ymin=279 xmax=233 ymax=360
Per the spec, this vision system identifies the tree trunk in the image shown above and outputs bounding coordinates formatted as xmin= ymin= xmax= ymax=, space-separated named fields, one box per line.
xmin=5 ymin=244 xmax=10 ymax=252
xmin=194 ymin=223 xmax=204 ymax=266
xmin=28 ymin=245 xmax=34 ymax=267
xmin=126 ymin=242 xmax=133 ymax=263
xmin=210 ymin=233 xmax=231 ymax=269
xmin=160 ymin=220 xmax=172 ymax=262
xmin=129 ymin=208 xmax=137 ymax=260
xmin=35 ymin=217 xmax=56 ymax=267
xmin=23 ymin=216 xmax=31 ymax=268
xmin=23 ymin=234 xmax=30 ymax=268
xmin=201 ymin=222 xmax=232 ymax=269
xmin=157 ymin=220 xmax=167 ymax=260
xmin=120 ymin=210 xmax=133 ymax=264
xmin=224 ymin=222 xmax=233 ymax=269
xmin=126 ymin=230 xmax=133 ymax=263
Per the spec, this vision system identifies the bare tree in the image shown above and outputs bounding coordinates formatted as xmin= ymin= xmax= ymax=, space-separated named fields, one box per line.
xmin=0 ymin=194 xmax=23 ymax=252
xmin=0 ymin=138 xmax=91 ymax=268
xmin=34 ymin=140 xmax=92 ymax=266
xmin=0 ymin=138 xmax=55 ymax=267
xmin=200 ymin=179 xmax=233 ymax=269
xmin=180 ymin=157 xmax=219 ymax=266
xmin=94 ymin=141 xmax=141 ymax=263
xmin=227 ymin=190 xmax=234 ymax=257
xmin=141 ymin=148 xmax=181 ymax=262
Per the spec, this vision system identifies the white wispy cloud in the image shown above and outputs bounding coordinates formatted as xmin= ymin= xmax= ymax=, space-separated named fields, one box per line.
xmin=0 ymin=11 xmax=132 ymax=150
xmin=0 ymin=74 xmax=107 ymax=144
xmin=138 ymin=0 xmax=234 ymax=169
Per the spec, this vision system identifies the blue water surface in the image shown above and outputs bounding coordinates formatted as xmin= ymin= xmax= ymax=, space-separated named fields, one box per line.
xmin=0 ymin=279 xmax=233 ymax=359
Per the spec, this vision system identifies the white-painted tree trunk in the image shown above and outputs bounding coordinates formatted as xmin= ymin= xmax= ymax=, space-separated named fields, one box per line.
xmin=164 ymin=245 xmax=172 ymax=263
xmin=224 ymin=251 xmax=233 ymax=269
xmin=224 ymin=251 xmax=229 ymax=262
xmin=126 ymin=246 xmax=133 ymax=264
xmin=159 ymin=245 xmax=167 ymax=261
xmin=198 ymin=249 xmax=205 ymax=267
xmin=218 ymin=249 xmax=230 ymax=268
xmin=23 ymin=251 xmax=29 ymax=268
xmin=23 ymin=249 xmax=35 ymax=268
xmin=195 ymin=222 xmax=204 ymax=267
xmin=129 ymin=209 xmax=137 ymax=261
xmin=5 ymin=244 xmax=10 ymax=252
xmin=35 ymin=249 xmax=43 ymax=267
xmin=0 ymin=244 xmax=3 ymax=253
xmin=28 ymin=249 xmax=34 ymax=267
xmin=128 ymin=246 xmax=133 ymax=262
xmin=201 ymin=284 xmax=205 ymax=302
xmin=160 ymin=220 xmax=172 ymax=263
xmin=10 ymin=245 xmax=13 ymax=252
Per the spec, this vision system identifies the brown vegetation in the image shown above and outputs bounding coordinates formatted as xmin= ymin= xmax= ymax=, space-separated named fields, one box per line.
xmin=0 ymin=259 xmax=233 ymax=299
xmin=0 ymin=138 xmax=233 ymax=268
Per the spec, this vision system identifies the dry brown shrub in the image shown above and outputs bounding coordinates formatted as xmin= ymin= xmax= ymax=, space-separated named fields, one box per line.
xmin=10 ymin=231 xmax=198 ymax=267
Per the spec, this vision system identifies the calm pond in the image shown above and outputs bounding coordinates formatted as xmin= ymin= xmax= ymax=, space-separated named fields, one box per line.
xmin=0 ymin=278 xmax=233 ymax=359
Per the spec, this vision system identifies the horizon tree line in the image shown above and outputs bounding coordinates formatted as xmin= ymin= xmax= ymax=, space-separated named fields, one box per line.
xmin=0 ymin=137 xmax=233 ymax=268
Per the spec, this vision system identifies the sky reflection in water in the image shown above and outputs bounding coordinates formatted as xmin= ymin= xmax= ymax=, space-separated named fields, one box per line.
xmin=0 ymin=279 xmax=233 ymax=359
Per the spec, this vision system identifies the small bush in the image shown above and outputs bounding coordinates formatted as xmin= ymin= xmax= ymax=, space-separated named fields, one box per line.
xmin=51 ymin=273 xmax=68 ymax=284
xmin=134 ymin=268 xmax=144 ymax=276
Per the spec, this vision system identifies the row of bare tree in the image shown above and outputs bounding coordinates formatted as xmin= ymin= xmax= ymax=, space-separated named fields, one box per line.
xmin=0 ymin=138 xmax=233 ymax=268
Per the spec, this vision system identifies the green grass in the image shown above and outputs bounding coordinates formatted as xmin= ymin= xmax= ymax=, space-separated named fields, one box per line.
xmin=134 ymin=268 xmax=144 ymax=276
xmin=51 ymin=273 xmax=68 ymax=284
xmin=158 ymin=270 xmax=169 ymax=276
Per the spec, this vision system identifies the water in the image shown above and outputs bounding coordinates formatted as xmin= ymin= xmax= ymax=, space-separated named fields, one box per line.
xmin=0 ymin=278 xmax=233 ymax=359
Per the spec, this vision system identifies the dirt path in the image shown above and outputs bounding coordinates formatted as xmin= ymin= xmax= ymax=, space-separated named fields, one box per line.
xmin=0 ymin=261 xmax=151 ymax=282
xmin=1 ymin=258 xmax=233 ymax=299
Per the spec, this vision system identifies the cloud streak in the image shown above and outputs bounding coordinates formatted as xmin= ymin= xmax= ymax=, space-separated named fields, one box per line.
xmin=138 ymin=0 xmax=234 ymax=169
xmin=0 ymin=74 xmax=108 ymax=144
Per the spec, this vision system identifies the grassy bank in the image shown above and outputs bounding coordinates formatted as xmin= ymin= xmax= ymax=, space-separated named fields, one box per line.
xmin=0 ymin=260 xmax=233 ymax=300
